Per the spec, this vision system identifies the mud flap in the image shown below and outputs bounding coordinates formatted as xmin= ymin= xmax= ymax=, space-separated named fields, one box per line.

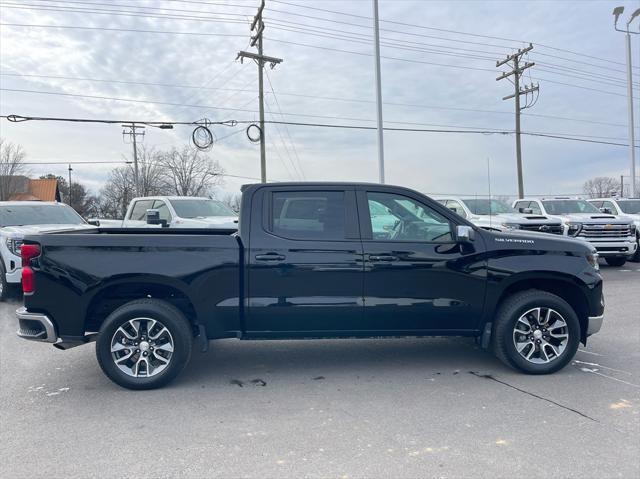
xmin=481 ymin=322 xmax=492 ymax=349
xmin=197 ymin=324 xmax=209 ymax=353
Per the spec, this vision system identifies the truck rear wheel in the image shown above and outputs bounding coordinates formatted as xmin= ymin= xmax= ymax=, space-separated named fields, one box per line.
xmin=96 ymin=299 xmax=193 ymax=390
xmin=604 ymin=256 xmax=626 ymax=267
xmin=492 ymin=290 xmax=580 ymax=375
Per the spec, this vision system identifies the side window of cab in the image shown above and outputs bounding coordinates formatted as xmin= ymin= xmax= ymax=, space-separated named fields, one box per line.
xmin=153 ymin=200 xmax=172 ymax=223
xmin=366 ymin=192 xmax=453 ymax=242
xmin=129 ymin=200 xmax=154 ymax=221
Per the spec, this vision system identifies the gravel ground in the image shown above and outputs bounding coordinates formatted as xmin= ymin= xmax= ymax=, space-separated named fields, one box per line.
xmin=1 ymin=264 xmax=639 ymax=479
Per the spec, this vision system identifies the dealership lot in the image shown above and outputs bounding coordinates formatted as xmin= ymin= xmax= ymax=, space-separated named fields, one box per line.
xmin=1 ymin=266 xmax=638 ymax=479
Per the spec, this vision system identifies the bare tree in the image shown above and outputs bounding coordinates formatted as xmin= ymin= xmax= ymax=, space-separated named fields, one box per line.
xmin=159 ymin=146 xmax=224 ymax=197
xmin=583 ymin=177 xmax=619 ymax=198
xmin=99 ymin=167 xmax=135 ymax=219
xmin=0 ymin=138 xmax=27 ymax=200
xmin=219 ymin=192 xmax=242 ymax=213
xmin=40 ymin=174 xmax=98 ymax=217
xmin=130 ymin=145 xmax=168 ymax=197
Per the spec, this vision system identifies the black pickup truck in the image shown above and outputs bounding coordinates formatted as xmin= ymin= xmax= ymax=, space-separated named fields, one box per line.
xmin=16 ymin=183 xmax=604 ymax=389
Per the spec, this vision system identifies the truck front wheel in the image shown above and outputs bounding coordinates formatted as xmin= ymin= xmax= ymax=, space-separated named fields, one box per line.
xmin=492 ymin=290 xmax=580 ymax=374
xmin=604 ymin=256 xmax=626 ymax=267
xmin=96 ymin=299 xmax=193 ymax=390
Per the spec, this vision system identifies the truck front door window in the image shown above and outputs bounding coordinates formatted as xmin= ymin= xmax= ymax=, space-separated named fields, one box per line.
xmin=152 ymin=200 xmax=172 ymax=223
xmin=271 ymin=191 xmax=346 ymax=240
xmin=366 ymin=193 xmax=452 ymax=242
xmin=130 ymin=200 xmax=154 ymax=221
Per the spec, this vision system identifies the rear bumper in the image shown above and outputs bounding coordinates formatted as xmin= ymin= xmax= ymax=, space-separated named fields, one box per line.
xmin=16 ymin=307 xmax=58 ymax=343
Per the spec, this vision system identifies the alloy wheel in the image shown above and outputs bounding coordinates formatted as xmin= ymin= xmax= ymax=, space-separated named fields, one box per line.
xmin=110 ymin=318 xmax=174 ymax=378
xmin=512 ymin=307 xmax=569 ymax=364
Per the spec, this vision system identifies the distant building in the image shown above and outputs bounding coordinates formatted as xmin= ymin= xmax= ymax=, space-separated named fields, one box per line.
xmin=4 ymin=176 xmax=62 ymax=202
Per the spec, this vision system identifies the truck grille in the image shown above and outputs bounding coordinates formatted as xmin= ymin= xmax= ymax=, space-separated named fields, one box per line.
xmin=519 ymin=224 xmax=563 ymax=235
xmin=578 ymin=224 xmax=631 ymax=238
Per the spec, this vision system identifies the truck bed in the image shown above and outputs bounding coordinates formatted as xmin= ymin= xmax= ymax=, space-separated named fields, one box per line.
xmin=23 ymin=229 xmax=243 ymax=339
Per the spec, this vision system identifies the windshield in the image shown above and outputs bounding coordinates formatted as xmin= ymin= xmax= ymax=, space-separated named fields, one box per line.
xmin=462 ymin=199 xmax=514 ymax=215
xmin=618 ymin=200 xmax=640 ymax=214
xmin=0 ymin=204 xmax=85 ymax=227
xmin=542 ymin=200 xmax=600 ymax=215
xmin=170 ymin=199 xmax=235 ymax=218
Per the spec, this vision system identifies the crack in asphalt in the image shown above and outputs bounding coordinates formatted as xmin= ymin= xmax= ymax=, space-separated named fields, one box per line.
xmin=469 ymin=371 xmax=599 ymax=423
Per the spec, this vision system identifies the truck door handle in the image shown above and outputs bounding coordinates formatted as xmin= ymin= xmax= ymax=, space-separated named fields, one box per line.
xmin=255 ymin=253 xmax=286 ymax=261
xmin=369 ymin=254 xmax=398 ymax=262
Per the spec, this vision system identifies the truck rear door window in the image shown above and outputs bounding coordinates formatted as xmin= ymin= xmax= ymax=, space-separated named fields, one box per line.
xmin=271 ymin=191 xmax=346 ymax=240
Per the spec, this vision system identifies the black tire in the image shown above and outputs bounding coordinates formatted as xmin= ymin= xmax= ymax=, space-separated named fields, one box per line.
xmin=631 ymin=235 xmax=640 ymax=263
xmin=0 ymin=261 xmax=8 ymax=302
xmin=604 ymin=256 xmax=626 ymax=267
xmin=492 ymin=290 xmax=580 ymax=375
xmin=96 ymin=299 xmax=193 ymax=390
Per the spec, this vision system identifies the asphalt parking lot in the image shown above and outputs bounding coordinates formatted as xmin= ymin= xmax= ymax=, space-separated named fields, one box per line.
xmin=1 ymin=264 xmax=639 ymax=479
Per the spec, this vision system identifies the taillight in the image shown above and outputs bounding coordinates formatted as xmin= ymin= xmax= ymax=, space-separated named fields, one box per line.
xmin=21 ymin=244 xmax=41 ymax=267
xmin=22 ymin=267 xmax=35 ymax=294
xmin=20 ymin=243 xmax=40 ymax=295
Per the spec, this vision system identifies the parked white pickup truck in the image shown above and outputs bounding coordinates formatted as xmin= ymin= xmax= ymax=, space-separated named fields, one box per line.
xmin=587 ymin=198 xmax=640 ymax=262
xmin=0 ymin=201 xmax=95 ymax=300
xmin=513 ymin=197 xmax=637 ymax=266
xmin=435 ymin=197 xmax=564 ymax=234
xmin=94 ymin=196 xmax=238 ymax=229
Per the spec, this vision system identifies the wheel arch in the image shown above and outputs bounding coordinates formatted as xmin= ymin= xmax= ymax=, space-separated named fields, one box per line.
xmin=492 ymin=276 xmax=591 ymax=344
xmin=85 ymin=276 xmax=200 ymax=335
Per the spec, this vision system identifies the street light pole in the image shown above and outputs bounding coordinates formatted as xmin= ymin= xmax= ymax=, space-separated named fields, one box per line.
xmin=624 ymin=31 xmax=636 ymax=197
xmin=613 ymin=6 xmax=639 ymax=197
xmin=372 ymin=0 xmax=385 ymax=184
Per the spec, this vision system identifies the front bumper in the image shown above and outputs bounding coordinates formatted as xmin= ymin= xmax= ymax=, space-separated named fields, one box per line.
xmin=583 ymin=238 xmax=637 ymax=257
xmin=587 ymin=313 xmax=604 ymax=336
xmin=16 ymin=307 xmax=58 ymax=343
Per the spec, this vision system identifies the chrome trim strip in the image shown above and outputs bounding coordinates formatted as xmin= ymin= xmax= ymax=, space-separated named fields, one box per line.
xmin=16 ymin=307 xmax=58 ymax=343
xmin=587 ymin=314 xmax=604 ymax=336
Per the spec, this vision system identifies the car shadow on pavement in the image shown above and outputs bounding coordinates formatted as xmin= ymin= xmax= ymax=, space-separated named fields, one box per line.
xmin=179 ymin=337 xmax=511 ymax=387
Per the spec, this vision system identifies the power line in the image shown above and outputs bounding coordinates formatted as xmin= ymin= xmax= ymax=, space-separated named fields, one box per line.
xmin=265 ymin=69 xmax=304 ymax=180
xmin=268 ymin=0 xmax=638 ymax=70
xmin=3 ymin=114 xmax=638 ymax=148
xmin=2 ymin=72 xmax=634 ymax=129
xmin=2 ymin=20 xmax=633 ymax=91
xmin=0 ymin=22 xmax=248 ymax=37
xmin=0 ymin=2 xmax=249 ymax=24
xmin=2 ymin=87 xmax=634 ymax=142
xmin=31 ymin=0 xmax=250 ymax=17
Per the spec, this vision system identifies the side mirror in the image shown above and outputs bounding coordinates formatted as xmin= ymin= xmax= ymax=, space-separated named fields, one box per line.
xmin=600 ymin=207 xmax=612 ymax=214
xmin=87 ymin=219 xmax=100 ymax=227
xmin=456 ymin=225 xmax=475 ymax=244
xmin=522 ymin=208 xmax=533 ymax=214
xmin=447 ymin=206 xmax=459 ymax=214
xmin=146 ymin=209 xmax=168 ymax=227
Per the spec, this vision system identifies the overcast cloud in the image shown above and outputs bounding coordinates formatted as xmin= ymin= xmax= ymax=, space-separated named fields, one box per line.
xmin=1 ymin=0 xmax=639 ymax=199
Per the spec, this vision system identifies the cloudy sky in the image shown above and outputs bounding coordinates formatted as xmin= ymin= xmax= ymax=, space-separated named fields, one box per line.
xmin=1 ymin=0 xmax=639 ymax=200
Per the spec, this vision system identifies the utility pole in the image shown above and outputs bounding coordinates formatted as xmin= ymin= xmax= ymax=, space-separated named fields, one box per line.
xmin=237 ymin=0 xmax=282 ymax=183
xmin=67 ymin=164 xmax=73 ymax=208
xmin=122 ymin=123 xmax=145 ymax=196
xmin=372 ymin=0 xmax=385 ymax=183
xmin=612 ymin=7 xmax=639 ymax=198
xmin=496 ymin=43 xmax=538 ymax=199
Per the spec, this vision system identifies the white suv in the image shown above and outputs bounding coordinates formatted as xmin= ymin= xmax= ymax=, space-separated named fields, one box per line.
xmin=587 ymin=198 xmax=640 ymax=262
xmin=0 ymin=201 xmax=95 ymax=300
xmin=435 ymin=197 xmax=563 ymax=234
xmin=513 ymin=197 xmax=637 ymax=266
